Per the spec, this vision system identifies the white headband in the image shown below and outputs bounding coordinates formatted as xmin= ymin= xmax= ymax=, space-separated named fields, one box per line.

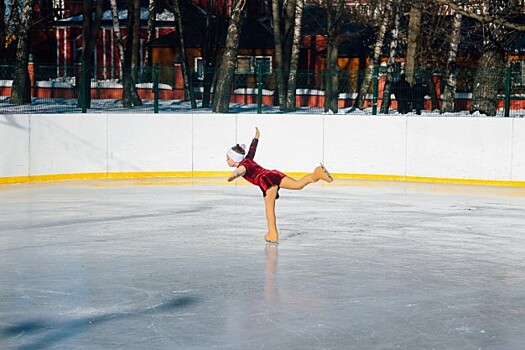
xmin=227 ymin=145 xmax=245 ymax=162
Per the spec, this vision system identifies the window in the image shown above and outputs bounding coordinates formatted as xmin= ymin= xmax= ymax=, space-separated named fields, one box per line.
xmin=52 ymin=0 xmax=65 ymax=20
xmin=235 ymin=56 xmax=272 ymax=74
xmin=195 ymin=57 xmax=204 ymax=80
xmin=511 ymin=60 xmax=525 ymax=87
xmin=194 ymin=56 xmax=272 ymax=78
xmin=255 ymin=57 xmax=272 ymax=74
xmin=236 ymin=57 xmax=253 ymax=74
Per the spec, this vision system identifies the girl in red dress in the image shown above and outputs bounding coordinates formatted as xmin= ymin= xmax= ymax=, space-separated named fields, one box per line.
xmin=227 ymin=127 xmax=333 ymax=244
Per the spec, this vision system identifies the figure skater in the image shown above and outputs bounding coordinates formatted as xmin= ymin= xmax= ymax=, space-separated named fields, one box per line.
xmin=226 ymin=127 xmax=333 ymax=244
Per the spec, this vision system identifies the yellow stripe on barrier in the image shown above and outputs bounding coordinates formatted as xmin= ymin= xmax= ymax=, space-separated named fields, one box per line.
xmin=331 ymin=173 xmax=525 ymax=187
xmin=0 ymin=172 xmax=229 ymax=185
xmin=1 ymin=171 xmax=525 ymax=187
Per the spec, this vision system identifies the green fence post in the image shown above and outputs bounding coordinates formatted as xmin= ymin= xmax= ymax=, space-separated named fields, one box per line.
xmin=153 ymin=64 xmax=159 ymax=114
xmin=257 ymin=63 xmax=263 ymax=114
xmin=372 ymin=65 xmax=379 ymax=115
xmin=81 ymin=60 xmax=87 ymax=113
xmin=504 ymin=65 xmax=511 ymax=118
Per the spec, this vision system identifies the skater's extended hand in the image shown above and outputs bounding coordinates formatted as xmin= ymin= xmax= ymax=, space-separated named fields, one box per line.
xmin=228 ymin=166 xmax=246 ymax=182
xmin=254 ymin=127 xmax=260 ymax=139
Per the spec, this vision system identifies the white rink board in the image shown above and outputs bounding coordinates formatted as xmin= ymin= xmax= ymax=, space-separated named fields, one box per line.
xmin=0 ymin=115 xmax=30 ymax=177
xmin=192 ymin=114 xmax=236 ymax=172
xmin=30 ymin=115 xmax=108 ymax=176
xmin=107 ymin=114 xmax=193 ymax=173
xmin=406 ymin=118 xmax=514 ymax=181
xmin=324 ymin=116 xmax=407 ymax=176
xmin=1 ymin=114 xmax=524 ymax=183
xmin=511 ymin=118 xmax=525 ymax=181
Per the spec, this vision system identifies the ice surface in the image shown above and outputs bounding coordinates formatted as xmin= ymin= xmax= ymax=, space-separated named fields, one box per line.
xmin=1 ymin=179 xmax=525 ymax=349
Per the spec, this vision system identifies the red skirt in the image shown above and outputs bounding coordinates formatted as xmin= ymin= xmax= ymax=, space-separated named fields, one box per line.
xmin=257 ymin=170 xmax=286 ymax=199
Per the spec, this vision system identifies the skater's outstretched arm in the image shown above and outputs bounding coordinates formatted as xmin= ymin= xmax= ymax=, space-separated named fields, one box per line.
xmin=246 ymin=127 xmax=260 ymax=160
xmin=228 ymin=165 xmax=246 ymax=182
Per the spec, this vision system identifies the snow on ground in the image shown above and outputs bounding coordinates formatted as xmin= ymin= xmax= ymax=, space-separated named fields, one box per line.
xmin=1 ymin=96 xmax=524 ymax=116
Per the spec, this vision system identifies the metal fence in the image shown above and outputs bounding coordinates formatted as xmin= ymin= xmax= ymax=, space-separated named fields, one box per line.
xmin=1 ymin=63 xmax=524 ymax=116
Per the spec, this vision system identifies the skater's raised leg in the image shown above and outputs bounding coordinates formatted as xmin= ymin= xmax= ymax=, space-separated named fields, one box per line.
xmin=280 ymin=164 xmax=333 ymax=191
xmin=280 ymin=174 xmax=316 ymax=190
xmin=264 ymin=186 xmax=279 ymax=243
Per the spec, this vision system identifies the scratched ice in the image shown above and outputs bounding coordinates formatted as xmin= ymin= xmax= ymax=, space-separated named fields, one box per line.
xmin=1 ymin=179 xmax=525 ymax=349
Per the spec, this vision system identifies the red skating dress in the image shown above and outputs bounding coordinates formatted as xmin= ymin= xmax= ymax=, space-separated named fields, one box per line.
xmin=239 ymin=138 xmax=286 ymax=198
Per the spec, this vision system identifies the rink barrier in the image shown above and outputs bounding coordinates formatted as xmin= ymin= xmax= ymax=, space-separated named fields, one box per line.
xmin=1 ymin=114 xmax=525 ymax=187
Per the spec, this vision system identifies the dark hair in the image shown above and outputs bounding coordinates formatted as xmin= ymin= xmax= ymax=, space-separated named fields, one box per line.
xmin=231 ymin=144 xmax=245 ymax=155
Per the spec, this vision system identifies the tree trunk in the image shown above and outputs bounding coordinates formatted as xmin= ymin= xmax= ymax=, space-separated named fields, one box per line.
xmin=324 ymin=40 xmax=339 ymax=113
xmin=470 ymin=8 xmax=507 ymax=118
xmin=109 ymin=0 xmax=125 ymax=79
xmin=10 ymin=0 xmax=33 ymax=105
xmin=441 ymin=13 xmax=462 ymax=113
xmin=405 ymin=2 xmax=421 ymax=85
xmin=356 ymin=0 xmax=391 ymax=110
xmin=282 ymin=0 xmax=296 ymax=88
xmin=8 ymin=0 xmax=20 ymax=35
xmin=76 ymin=0 xmax=105 ymax=108
xmin=271 ymin=0 xmax=286 ymax=109
xmin=283 ymin=0 xmax=296 ymax=65
xmin=380 ymin=4 xmax=400 ymax=114
xmin=173 ymin=0 xmax=196 ymax=108
xmin=0 ymin=0 xmax=6 ymax=51
xmin=143 ymin=0 xmax=156 ymax=70
xmin=130 ymin=0 xmax=140 ymax=83
xmin=212 ymin=0 xmax=246 ymax=113
xmin=324 ymin=0 xmax=345 ymax=113
xmin=470 ymin=48 xmax=505 ymax=116
xmin=201 ymin=0 xmax=220 ymax=108
xmin=122 ymin=0 xmax=142 ymax=107
xmin=285 ymin=0 xmax=304 ymax=112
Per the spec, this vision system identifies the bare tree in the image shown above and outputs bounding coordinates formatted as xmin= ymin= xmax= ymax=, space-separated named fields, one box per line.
xmin=285 ymin=0 xmax=304 ymax=111
xmin=10 ymin=0 xmax=33 ymax=105
xmin=405 ymin=1 xmax=422 ymax=85
xmin=143 ymin=0 xmax=156 ymax=70
xmin=271 ymin=0 xmax=286 ymax=109
xmin=76 ymin=0 xmax=105 ymax=108
xmin=471 ymin=31 xmax=505 ymax=115
xmin=173 ymin=0 xmax=196 ymax=108
xmin=324 ymin=0 xmax=345 ymax=113
xmin=441 ymin=12 xmax=462 ymax=113
xmin=130 ymin=0 xmax=141 ymax=84
xmin=355 ymin=0 xmax=392 ymax=110
xmin=212 ymin=0 xmax=246 ymax=113
xmin=109 ymin=0 xmax=125 ymax=79
xmin=201 ymin=0 xmax=226 ymax=108
xmin=380 ymin=3 xmax=400 ymax=114
xmin=435 ymin=0 xmax=525 ymax=31
xmin=271 ymin=0 xmax=306 ymax=111
xmin=122 ymin=0 xmax=143 ymax=107
xmin=0 ymin=0 xmax=6 ymax=52
xmin=433 ymin=0 xmax=524 ymax=116
xmin=8 ymin=0 xmax=20 ymax=36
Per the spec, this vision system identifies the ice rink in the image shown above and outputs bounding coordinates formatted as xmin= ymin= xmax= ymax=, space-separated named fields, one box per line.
xmin=1 ymin=179 xmax=525 ymax=349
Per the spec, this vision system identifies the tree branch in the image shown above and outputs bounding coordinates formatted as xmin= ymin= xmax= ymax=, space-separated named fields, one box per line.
xmin=434 ymin=0 xmax=525 ymax=31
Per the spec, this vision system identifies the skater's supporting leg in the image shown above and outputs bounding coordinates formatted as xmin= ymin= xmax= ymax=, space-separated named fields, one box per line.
xmin=264 ymin=186 xmax=279 ymax=243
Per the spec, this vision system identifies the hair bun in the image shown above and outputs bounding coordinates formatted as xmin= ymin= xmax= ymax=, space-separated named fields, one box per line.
xmin=232 ymin=144 xmax=246 ymax=155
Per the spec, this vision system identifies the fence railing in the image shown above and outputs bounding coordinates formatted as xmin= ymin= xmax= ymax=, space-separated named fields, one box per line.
xmin=1 ymin=63 xmax=524 ymax=116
